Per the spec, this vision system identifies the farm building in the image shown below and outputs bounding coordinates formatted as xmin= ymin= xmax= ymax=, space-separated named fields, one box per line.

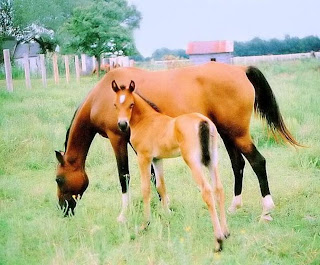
xmin=186 ymin=40 xmax=234 ymax=64
xmin=1 ymin=39 xmax=42 ymax=73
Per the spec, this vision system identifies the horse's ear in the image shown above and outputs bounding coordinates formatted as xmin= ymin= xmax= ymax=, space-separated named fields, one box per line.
xmin=55 ymin=150 xmax=65 ymax=166
xmin=129 ymin=80 xmax=135 ymax=92
xmin=112 ymin=80 xmax=119 ymax=92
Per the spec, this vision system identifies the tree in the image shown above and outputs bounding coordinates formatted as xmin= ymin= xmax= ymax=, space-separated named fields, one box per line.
xmin=1 ymin=0 xmax=90 ymax=53
xmin=152 ymin=48 xmax=188 ymax=60
xmin=60 ymin=0 xmax=141 ymax=74
xmin=0 ymin=0 xmax=20 ymax=38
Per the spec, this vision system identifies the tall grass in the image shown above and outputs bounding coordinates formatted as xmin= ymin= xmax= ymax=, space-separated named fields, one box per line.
xmin=0 ymin=60 xmax=319 ymax=264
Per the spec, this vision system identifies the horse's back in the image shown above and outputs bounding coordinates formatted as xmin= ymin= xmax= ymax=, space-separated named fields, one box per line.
xmin=93 ymin=62 xmax=255 ymax=137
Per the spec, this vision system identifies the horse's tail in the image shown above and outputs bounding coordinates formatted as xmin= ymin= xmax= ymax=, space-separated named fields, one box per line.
xmin=199 ymin=120 xmax=211 ymax=166
xmin=246 ymin=66 xmax=302 ymax=147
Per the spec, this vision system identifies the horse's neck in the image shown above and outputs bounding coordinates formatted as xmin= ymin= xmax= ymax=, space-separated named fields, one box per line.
xmin=130 ymin=93 xmax=161 ymax=128
xmin=65 ymin=104 xmax=96 ymax=168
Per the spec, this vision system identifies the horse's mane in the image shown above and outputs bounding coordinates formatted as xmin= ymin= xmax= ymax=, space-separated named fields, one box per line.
xmin=135 ymin=91 xmax=161 ymax=113
xmin=64 ymin=106 xmax=80 ymax=152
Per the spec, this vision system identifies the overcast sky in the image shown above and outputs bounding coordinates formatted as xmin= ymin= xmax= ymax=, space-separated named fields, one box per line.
xmin=128 ymin=0 xmax=320 ymax=57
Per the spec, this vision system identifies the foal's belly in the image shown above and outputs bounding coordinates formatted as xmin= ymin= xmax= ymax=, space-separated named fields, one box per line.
xmin=153 ymin=145 xmax=181 ymax=160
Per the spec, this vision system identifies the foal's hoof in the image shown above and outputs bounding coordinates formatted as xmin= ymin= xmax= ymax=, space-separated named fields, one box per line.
xmin=224 ymin=231 xmax=231 ymax=239
xmin=214 ymin=238 xmax=223 ymax=252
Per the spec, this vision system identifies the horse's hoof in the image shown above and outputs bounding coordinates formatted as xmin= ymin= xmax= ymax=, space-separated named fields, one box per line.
xmin=117 ymin=214 xmax=127 ymax=223
xmin=139 ymin=221 xmax=150 ymax=232
xmin=228 ymin=195 xmax=243 ymax=214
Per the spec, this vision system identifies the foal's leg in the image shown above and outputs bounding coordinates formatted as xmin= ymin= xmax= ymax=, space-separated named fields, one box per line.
xmin=182 ymin=150 xmax=224 ymax=251
xmin=208 ymin=140 xmax=229 ymax=238
xmin=129 ymin=142 xmax=161 ymax=200
xmin=220 ymin=133 xmax=245 ymax=213
xmin=152 ymin=159 xmax=170 ymax=214
xmin=137 ymin=155 xmax=153 ymax=229
xmin=190 ymin=163 xmax=224 ymax=251
xmin=235 ymin=136 xmax=275 ymax=221
xmin=109 ymin=131 xmax=130 ymax=223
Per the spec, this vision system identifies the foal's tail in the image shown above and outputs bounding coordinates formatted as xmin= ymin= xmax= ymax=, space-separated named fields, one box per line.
xmin=246 ymin=66 xmax=302 ymax=147
xmin=199 ymin=120 xmax=211 ymax=166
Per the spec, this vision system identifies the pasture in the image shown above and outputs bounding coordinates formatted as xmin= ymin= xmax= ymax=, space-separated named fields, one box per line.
xmin=0 ymin=60 xmax=319 ymax=264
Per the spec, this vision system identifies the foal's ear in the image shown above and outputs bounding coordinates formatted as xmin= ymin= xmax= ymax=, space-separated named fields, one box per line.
xmin=55 ymin=150 xmax=65 ymax=166
xmin=129 ymin=80 xmax=135 ymax=92
xmin=111 ymin=80 xmax=119 ymax=92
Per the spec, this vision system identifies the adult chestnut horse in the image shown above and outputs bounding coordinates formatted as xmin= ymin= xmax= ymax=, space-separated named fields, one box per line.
xmin=55 ymin=62 xmax=299 ymax=220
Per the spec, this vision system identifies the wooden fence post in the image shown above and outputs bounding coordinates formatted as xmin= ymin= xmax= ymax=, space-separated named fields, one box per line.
xmin=92 ymin=56 xmax=96 ymax=72
xmin=52 ymin=53 xmax=59 ymax=84
xmin=75 ymin=55 xmax=80 ymax=83
xmin=3 ymin=49 xmax=13 ymax=92
xmin=24 ymin=53 xmax=31 ymax=89
xmin=40 ymin=54 xmax=47 ymax=88
xmin=81 ymin=54 xmax=87 ymax=73
xmin=64 ymin=55 xmax=70 ymax=84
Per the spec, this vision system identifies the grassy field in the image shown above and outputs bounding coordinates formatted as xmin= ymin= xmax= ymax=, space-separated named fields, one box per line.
xmin=0 ymin=60 xmax=319 ymax=265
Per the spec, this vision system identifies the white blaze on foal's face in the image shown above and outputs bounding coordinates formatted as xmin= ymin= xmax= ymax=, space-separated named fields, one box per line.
xmin=119 ymin=95 xmax=126 ymax=104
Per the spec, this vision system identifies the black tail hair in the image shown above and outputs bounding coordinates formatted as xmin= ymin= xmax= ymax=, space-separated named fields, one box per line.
xmin=246 ymin=66 xmax=302 ymax=147
xmin=199 ymin=120 xmax=211 ymax=166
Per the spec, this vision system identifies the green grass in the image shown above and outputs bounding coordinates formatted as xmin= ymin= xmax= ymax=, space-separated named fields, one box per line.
xmin=0 ymin=60 xmax=320 ymax=264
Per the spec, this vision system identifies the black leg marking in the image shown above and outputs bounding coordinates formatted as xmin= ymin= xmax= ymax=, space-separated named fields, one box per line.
xmin=115 ymin=150 xmax=130 ymax=194
xmin=242 ymin=144 xmax=270 ymax=197
xmin=221 ymin=134 xmax=245 ymax=197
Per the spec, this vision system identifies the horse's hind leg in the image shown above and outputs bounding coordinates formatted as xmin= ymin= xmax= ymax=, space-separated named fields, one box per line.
xmin=109 ymin=131 xmax=131 ymax=223
xmin=220 ymin=134 xmax=245 ymax=213
xmin=235 ymin=135 xmax=275 ymax=221
xmin=152 ymin=159 xmax=170 ymax=214
xmin=208 ymin=140 xmax=229 ymax=238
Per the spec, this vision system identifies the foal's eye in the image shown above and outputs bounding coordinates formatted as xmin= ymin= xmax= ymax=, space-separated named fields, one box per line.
xmin=114 ymin=103 xmax=117 ymax=109
xmin=130 ymin=103 xmax=134 ymax=109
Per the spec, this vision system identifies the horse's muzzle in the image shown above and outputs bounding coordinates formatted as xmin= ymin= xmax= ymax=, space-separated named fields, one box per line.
xmin=118 ymin=121 xmax=129 ymax=132
xmin=59 ymin=198 xmax=76 ymax=217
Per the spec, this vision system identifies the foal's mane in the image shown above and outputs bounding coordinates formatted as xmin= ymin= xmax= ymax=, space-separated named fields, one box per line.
xmin=135 ymin=91 xmax=161 ymax=113
xmin=120 ymin=83 xmax=161 ymax=113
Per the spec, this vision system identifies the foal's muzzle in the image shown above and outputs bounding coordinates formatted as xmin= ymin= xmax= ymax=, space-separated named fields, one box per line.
xmin=118 ymin=121 xmax=129 ymax=132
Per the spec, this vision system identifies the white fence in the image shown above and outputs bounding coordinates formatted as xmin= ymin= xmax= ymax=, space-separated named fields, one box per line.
xmin=232 ymin=52 xmax=320 ymax=65
xmin=1 ymin=49 xmax=132 ymax=92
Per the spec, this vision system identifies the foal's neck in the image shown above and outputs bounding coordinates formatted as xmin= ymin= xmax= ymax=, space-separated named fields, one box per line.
xmin=130 ymin=93 xmax=162 ymax=128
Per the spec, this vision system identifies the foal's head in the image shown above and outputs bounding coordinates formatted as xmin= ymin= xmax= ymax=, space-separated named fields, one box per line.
xmin=55 ymin=151 xmax=88 ymax=216
xmin=112 ymin=80 xmax=136 ymax=132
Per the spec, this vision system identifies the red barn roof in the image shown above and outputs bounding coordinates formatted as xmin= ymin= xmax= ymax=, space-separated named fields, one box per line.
xmin=186 ymin=40 xmax=234 ymax=55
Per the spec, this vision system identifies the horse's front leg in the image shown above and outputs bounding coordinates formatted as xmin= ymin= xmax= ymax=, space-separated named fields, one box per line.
xmin=137 ymin=154 xmax=152 ymax=230
xmin=108 ymin=131 xmax=130 ymax=223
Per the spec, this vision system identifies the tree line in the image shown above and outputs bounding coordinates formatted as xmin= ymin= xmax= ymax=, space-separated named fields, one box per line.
xmin=234 ymin=35 xmax=320 ymax=56
xmin=0 ymin=0 xmax=141 ymax=69
xmin=133 ymin=35 xmax=320 ymax=62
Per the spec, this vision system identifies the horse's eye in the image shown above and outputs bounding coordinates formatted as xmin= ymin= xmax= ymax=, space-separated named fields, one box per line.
xmin=114 ymin=103 xmax=117 ymax=109
xmin=130 ymin=103 xmax=134 ymax=109
xmin=56 ymin=177 xmax=65 ymax=187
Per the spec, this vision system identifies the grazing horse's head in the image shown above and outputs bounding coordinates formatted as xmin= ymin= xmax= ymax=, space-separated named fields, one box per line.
xmin=55 ymin=151 xmax=89 ymax=216
xmin=112 ymin=80 xmax=136 ymax=132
